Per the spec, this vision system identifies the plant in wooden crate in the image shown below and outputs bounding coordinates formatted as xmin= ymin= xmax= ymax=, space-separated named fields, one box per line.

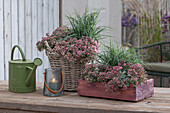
xmin=36 ymin=8 xmax=108 ymax=91
xmin=78 ymin=44 xmax=154 ymax=101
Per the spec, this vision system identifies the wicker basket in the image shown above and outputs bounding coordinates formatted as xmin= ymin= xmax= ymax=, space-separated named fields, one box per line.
xmin=45 ymin=41 xmax=85 ymax=91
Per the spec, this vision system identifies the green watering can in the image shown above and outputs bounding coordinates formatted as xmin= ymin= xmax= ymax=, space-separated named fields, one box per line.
xmin=9 ymin=45 xmax=42 ymax=93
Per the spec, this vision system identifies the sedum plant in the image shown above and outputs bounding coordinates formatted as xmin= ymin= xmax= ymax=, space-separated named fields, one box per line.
xmin=81 ymin=61 xmax=147 ymax=92
xmin=36 ymin=8 xmax=109 ymax=63
xmin=54 ymin=36 xmax=99 ymax=63
xmin=36 ymin=27 xmax=99 ymax=63
xmin=36 ymin=26 xmax=71 ymax=51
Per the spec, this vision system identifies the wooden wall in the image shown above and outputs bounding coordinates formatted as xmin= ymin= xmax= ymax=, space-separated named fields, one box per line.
xmin=0 ymin=0 xmax=59 ymax=82
xmin=62 ymin=0 xmax=122 ymax=51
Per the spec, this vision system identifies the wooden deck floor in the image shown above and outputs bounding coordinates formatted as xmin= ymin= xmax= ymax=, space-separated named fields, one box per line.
xmin=0 ymin=81 xmax=170 ymax=113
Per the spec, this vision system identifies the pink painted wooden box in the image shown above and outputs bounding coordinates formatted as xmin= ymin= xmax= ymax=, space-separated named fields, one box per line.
xmin=78 ymin=79 xmax=154 ymax=102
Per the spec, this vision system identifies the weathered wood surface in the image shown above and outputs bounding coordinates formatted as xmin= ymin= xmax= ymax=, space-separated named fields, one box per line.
xmin=0 ymin=81 xmax=170 ymax=113
xmin=78 ymin=79 xmax=154 ymax=102
xmin=0 ymin=0 xmax=4 ymax=80
xmin=0 ymin=0 xmax=59 ymax=82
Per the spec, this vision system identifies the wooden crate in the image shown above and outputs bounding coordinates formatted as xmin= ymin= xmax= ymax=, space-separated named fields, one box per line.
xmin=78 ymin=79 xmax=154 ymax=102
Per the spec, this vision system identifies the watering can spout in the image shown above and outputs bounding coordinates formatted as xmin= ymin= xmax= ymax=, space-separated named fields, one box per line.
xmin=25 ymin=58 xmax=42 ymax=87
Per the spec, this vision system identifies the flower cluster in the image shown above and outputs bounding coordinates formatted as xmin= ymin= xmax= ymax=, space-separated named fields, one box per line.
xmin=54 ymin=36 xmax=99 ymax=63
xmin=81 ymin=63 xmax=111 ymax=83
xmin=51 ymin=26 xmax=71 ymax=40
xmin=122 ymin=9 xmax=138 ymax=27
xmin=36 ymin=26 xmax=71 ymax=51
xmin=162 ymin=13 xmax=170 ymax=42
xmin=82 ymin=60 xmax=148 ymax=92
xmin=162 ymin=13 xmax=170 ymax=34
xmin=36 ymin=25 xmax=99 ymax=63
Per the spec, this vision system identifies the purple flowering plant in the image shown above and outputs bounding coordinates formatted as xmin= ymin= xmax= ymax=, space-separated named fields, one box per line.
xmin=122 ymin=9 xmax=138 ymax=27
xmin=162 ymin=13 xmax=170 ymax=34
xmin=81 ymin=61 xmax=148 ymax=92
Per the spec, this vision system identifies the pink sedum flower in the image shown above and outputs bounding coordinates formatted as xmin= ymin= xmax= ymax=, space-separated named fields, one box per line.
xmin=54 ymin=36 xmax=99 ymax=63
xmin=82 ymin=61 xmax=148 ymax=93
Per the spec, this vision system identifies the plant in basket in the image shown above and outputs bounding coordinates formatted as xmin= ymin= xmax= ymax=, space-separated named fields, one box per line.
xmin=54 ymin=36 xmax=99 ymax=63
xmin=36 ymin=8 xmax=108 ymax=91
xmin=36 ymin=8 xmax=108 ymax=63
xmin=78 ymin=43 xmax=154 ymax=101
xmin=36 ymin=26 xmax=71 ymax=52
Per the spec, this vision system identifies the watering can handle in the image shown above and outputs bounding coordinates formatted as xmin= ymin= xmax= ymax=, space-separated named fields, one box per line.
xmin=43 ymin=72 xmax=64 ymax=94
xmin=11 ymin=45 xmax=26 ymax=61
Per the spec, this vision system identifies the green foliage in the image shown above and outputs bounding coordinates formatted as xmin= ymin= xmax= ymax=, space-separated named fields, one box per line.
xmin=138 ymin=10 xmax=165 ymax=45
xmin=67 ymin=7 xmax=109 ymax=41
xmin=127 ymin=0 xmax=166 ymax=46
xmin=97 ymin=43 xmax=143 ymax=66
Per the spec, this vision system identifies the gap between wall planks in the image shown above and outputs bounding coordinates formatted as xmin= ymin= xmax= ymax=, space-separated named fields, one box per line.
xmin=0 ymin=0 xmax=4 ymax=80
xmin=0 ymin=0 xmax=59 ymax=82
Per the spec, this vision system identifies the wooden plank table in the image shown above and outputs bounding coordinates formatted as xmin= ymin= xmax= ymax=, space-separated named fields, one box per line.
xmin=0 ymin=81 xmax=170 ymax=113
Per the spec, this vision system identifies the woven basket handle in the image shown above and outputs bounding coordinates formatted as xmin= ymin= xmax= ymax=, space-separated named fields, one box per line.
xmin=44 ymin=41 xmax=52 ymax=52
xmin=43 ymin=72 xmax=64 ymax=94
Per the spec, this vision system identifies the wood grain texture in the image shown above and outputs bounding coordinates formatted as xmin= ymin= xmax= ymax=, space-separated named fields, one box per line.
xmin=11 ymin=0 xmax=19 ymax=59
xmin=4 ymin=0 xmax=11 ymax=80
xmin=0 ymin=0 xmax=4 ymax=80
xmin=54 ymin=0 xmax=59 ymax=29
xmin=0 ymin=0 xmax=59 ymax=81
xmin=43 ymin=0 xmax=50 ymax=70
xmin=148 ymin=75 xmax=170 ymax=87
xmin=31 ymin=0 xmax=38 ymax=82
xmin=78 ymin=79 xmax=154 ymax=102
xmin=0 ymin=81 xmax=169 ymax=113
xmin=37 ymin=0 xmax=44 ymax=82
xmin=162 ymin=77 xmax=170 ymax=87
xmin=18 ymin=0 xmax=25 ymax=56
xmin=136 ymin=79 xmax=154 ymax=101
xmin=49 ymin=0 xmax=54 ymax=33
xmin=59 ymin=0 xmax=62 ymax=26
xmin=25 ymin=0 xmax=32 ymax=59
